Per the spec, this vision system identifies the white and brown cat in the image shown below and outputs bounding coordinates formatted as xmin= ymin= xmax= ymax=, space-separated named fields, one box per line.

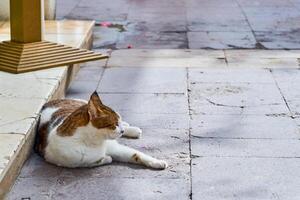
xmin=35 ymin=92 xmax=168 ymax=169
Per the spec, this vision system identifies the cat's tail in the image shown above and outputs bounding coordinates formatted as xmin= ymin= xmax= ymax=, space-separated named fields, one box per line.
xmin=106 ymin=140 xmax=168 ymax=169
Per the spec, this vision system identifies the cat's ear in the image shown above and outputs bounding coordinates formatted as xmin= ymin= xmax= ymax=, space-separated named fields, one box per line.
xmin=89 ymin=91 xmax=103 ymax=105
xmin=87 ymin=91 xmax=104 ymax=119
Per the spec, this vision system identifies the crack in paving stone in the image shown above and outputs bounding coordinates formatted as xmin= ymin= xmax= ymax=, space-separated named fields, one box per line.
xmin=265 ymin=113 xmax=292 ymax=117
xmin=255 ymin=42 xmax=267 ymax=49
xmin=269 ymin=69 xmax=296 ymax=118
xmin=186 ymin=68 xmax=193 ymax=200
xmin=0 ymin=117 xmax=36 ymax=127
xmin=94 ymin=43 xmax=117 ymax=50
xmin=205 ymin=98 xmax=245 ymax=108
xmin=192 ymin=155 xmax=300 ymax=159
xmin=191 ymin=154 xmax=200 ymax=159
xmin=98 ymin=92 xmax=186 ymax=95
xmin=191 ymin=135 xmax=300 ymax=140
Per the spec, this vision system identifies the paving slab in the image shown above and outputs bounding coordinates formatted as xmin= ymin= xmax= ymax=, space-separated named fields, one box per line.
xmin=190 ymin=102 xmax=289 ymax=115
xmin=191 ymin=114 xmax=299 ymax=139
xmin=192 ymin=157 xmax=300 ymax=200
xmin=53 ymin=177 xmax=189 ymax=200
xmin=225 ymin=49 xmax=300 ymax=58
xmin=107 ymin=49 xmax=226 ymax=68
xmin=97 ymin=93 xmax=188 ymax=114
xmin=271 ymin=69 xmax=300 ymax=116
xmin=0 ymin=98 xmax=46 ymax=135
xmin=98 ymin=67 xmax=187 ymax=94
xmin=105 ymin=94 xmax=190 ymax=115
xmin=237 ymin=0 xmax=293 ymax=7
xmin=66 ymin=91 xmax=94 ymax=100
xmin=67 ymin=80 xmax=99 ymax=95
xmin=31 ymin=67 xmax=67 ymax=80
xmin=17 ymin=154 xmax=63 ymax=179
xmin=188 ymin=68 xmax=275 ymax=83
xmin=290 ymin=0 xmax=300 ymax=7
xmin=189 ymin=82 xmax=288 ymax=115
xmin=0 ymin=74 xmax=59 ymax=99
xmin=286 ymin=100 xmax=300 ymax=116
xmin=127 ymin=9 xmax=186 ymax=32
xmin=256 ymin=31 xmax=300 ymax=49
xmin=225 ymin=57 xmax=299 ymax=69
xmin=0 ymin=118 xmax=36 ymax=136
xmin=93 ymin=26 xmax=120 ymax=49
xmin=271 ymin=81 xmax=300 ymax=103
xmin=0 ymin=134 xmax=25 ymax=197
xmin=7 ymin=177 xmax=58 ymax=200
xmin=243 ymin=7 xmax=300 ymax=32
xmin=271 ymin=69 xmax=300 ymax=101
xmin=128 ymin=0 xmax=185 ymax=9
xmin=66 ymin=0 xmax=129 ymax=22
xmin=192 ymin=137 xmax=300 ymax=158
xmin=121 ymin=113 xmax=189 ymax=130
xmin=271 ymin=68 xmax=300 ymax=82
xmin=117 ymin=31 xmax=188 ymax=49
xmin=188 ymin=31 xmax=256 ymax=49
xmin=0 ymin=134 xmax=24 ymax=174
xmin=56 ymin=0 xmax=81 ymax=19
xmin=74 ymin=67 xmax=104 ymax=81
xmin=225 ymin=50 xmax=300 ymax=68
xmin=187 ymin=6 xmax=251 ymax=32
xmin=187 ymin=0 xmax=239 ymax=8
xmin=109 ymin=49 xmax=225 ymax=58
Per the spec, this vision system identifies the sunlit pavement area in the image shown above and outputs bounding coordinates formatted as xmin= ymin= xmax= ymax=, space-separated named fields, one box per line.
xmin=7 ymin=0 xmax=300 ymax=199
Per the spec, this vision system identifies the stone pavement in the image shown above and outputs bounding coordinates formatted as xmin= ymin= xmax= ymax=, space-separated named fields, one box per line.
xmin=7 ymin=0 xmax=300 ymax=199
xmin=56 ymin=0 xmax=300 ymax=49
xmin=8 ymin=54 xmax=300 ymax=199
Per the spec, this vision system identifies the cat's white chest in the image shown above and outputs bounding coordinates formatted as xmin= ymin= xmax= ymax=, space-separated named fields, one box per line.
xmin=44 ymin=129 xmax=107 ymax=168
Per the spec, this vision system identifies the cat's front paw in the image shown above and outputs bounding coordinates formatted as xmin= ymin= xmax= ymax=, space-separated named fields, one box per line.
xmin=123 ymin=126 xmax=142 ymax=139
xmin=132 ymin=127 xmax=142 ymax=138
xmin=149 ymin=160 xmax=168 ymax=170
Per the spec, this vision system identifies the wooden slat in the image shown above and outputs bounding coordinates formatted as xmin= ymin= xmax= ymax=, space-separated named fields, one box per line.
xmin=0 ymin=55 xmax=21 ymax=62
xmin=19 ymin=51 xmax=96 ymax=65
xmin=0 ymin=58 xmax=19 ymax=65
xmin=19 ymin=55 xmax=105 ymax=72
xmin=0 ymin=41 xmax=108 ymax=74
xmin=19 ymin=53 xmax=107 ymax=67
xmin=21 ymin=45 xmax=71 ymax=55
xmin=20 ymin=49 xmax=86 ymax=60
xmin=0 ymin=45 xmax=23 ymax=53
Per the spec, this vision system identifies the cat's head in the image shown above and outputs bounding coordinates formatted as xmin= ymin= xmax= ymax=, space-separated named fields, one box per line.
xmin=87 ymin=91 xmax=124 ymax=139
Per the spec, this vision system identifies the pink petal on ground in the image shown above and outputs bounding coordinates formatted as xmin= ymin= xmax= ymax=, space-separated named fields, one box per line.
xmin=100 ymin=22 xmax=112 ymax=27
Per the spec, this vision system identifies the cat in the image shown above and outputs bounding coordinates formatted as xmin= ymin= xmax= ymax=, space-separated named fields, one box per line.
xmin=35 ymin=92 xmax=168 ymax=169
xmin=0 ymin=0 xmax=56 ymax=20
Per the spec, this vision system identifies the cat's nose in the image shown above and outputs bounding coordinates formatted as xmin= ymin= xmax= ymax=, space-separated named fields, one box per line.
xmin=120 ymin=130 xmax=124 ymax=134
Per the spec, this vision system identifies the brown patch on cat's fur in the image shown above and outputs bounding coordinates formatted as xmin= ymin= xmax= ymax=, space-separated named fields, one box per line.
xmin=51 ymin=101 xmax=86 ymax=123
xmin=44 ymin=99 xmax=86 ymax=109
xmin=42 ymin=99 xmax=89 ymax=137
xmin=57 ymin=105 xmax=90 ymax=136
